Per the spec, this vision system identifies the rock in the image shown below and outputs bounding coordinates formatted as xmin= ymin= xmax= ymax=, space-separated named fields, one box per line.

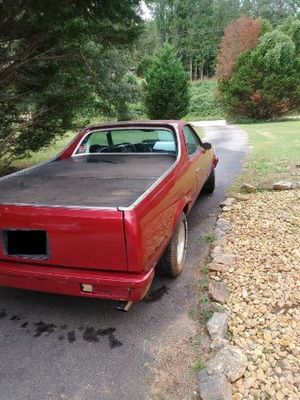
xmin=213 ymin=254 xmax=235 ymax=265
xmin=206 ymin=345 xmax=248 ymax=383
xmin=241 ymin=183 xmax=256 ymax=193
xmin=207 ymin=312 xmax=229 ymax=338
xmin=216 ymin=218 xmax=232 ymax=233
xmin=220 ymin=198 xmax=235 ymax=208
xmin=209 ymin=281 xmax=229 ymax=304
xmin=211 ymin=245 xmax=224 ymax=258
xmin=209 ymin=263 xmax=228 ymax=273
xmin=210 ymin=337 xmax=229 ymax=351
xmin=215 ymin=228 xmax=226 ymax=240
xmin=215 ymin=189 xmax=300 ymax=395
xmin=198 ymin=370 xmax=232 ymax=400
xmin=234 ymin=194 xmax=250 ymax=201
xmin=273 ymin=181 xmax=293 ymax=191
xmin=222 ymin=206 xmax=231 ymax=212
xmin=256 ymin=368 xmax=265 ymax=381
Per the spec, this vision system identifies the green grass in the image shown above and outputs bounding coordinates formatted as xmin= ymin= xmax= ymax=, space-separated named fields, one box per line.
xmin=185 ymin=79 xmax=225 ymax=121
xmin=201 ymin=233 xmax=216 ymax=244
xmin=12 ymin=131 xmax=76 ymax=171
xmin=232 ymin=119 xmax=300 ymax=191
xmin=192 ymin=359 xmax=206 ymax=371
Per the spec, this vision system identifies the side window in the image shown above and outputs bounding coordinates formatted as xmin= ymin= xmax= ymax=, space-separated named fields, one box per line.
xmin=183 ymin=125 xmax=202 ymax=155
xmin=76 ymin=131 xmax=109 ymax=154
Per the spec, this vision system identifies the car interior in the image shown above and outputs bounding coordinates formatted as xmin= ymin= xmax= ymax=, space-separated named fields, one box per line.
xmin=75 ymin=128 xmax=178 ymax=155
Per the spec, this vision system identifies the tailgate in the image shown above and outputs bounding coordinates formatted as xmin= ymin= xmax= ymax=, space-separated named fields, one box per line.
xmin=0 ymin=205 xmax=127 ymax=271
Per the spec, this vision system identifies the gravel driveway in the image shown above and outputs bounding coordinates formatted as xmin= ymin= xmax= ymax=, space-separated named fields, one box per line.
xmin=0 ymin=124 xmax=248 ymax=400
xmin=218 ymin=190 xmax=300 ymax=400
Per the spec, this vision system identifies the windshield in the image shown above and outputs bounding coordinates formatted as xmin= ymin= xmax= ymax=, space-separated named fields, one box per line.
xmin=74 ymin=128 xmax=177 ymax=155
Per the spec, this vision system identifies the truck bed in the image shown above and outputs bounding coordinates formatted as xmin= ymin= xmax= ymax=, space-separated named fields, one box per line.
xmin=0 ymin=154 xmax=176 ymax=208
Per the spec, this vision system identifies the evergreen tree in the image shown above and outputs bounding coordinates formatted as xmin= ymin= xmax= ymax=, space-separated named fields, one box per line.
xmin=0 ymin=0 xmax=142 ymax=168
xmin=218 ymin=30 xmax=300 ymax=119
xmin=143 ymin=44 xmax=190 ymax=119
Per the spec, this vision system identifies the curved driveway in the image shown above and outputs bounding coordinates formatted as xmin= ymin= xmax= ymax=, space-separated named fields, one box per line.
xmin=0 ymin=124 xmax=248 ymax=400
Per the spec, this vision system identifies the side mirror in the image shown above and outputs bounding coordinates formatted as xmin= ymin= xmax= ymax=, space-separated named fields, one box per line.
xmin=202 ymin=142 xmax=212 ymax=151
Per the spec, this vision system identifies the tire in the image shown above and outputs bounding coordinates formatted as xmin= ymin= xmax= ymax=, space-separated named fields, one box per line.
xmin=158 ymin=213 xmax=188 ymax=278
xmin=202 ymin=168 xmax=215 ymax=194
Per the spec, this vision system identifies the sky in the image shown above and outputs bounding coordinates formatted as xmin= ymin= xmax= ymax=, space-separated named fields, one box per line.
xmin=140 ymin=1 xmax=152 ymax=20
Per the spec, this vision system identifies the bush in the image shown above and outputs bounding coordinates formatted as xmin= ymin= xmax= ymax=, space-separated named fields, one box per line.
xmin=136 ymin=55 xmax=153 ymax=77
xmin=218 ymin=30 xmax=300 ymax=119
xmin=113 ymin=72 xmax=142 ymax=120
xmin=186 ymin=80 xmax=225 ymax=120
xmin=279 ymin=16 xmax=300 ymax=55
xmin=143 ymin=44 xmax=190 ymax=119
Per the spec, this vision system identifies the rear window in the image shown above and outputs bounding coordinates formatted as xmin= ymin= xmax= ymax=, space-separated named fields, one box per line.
xmin=74 ymin=128 xmax=177 ymax=155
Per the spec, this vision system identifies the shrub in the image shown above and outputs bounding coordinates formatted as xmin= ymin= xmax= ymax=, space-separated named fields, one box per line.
xmin=136 ymin=55 xmax=153 ymax=77
xmin=218 ymin=30 xmax=300 ymax=119
xmin=187 ymin=80 xmax=225 ymax=120
xmin=279 ymin=16 xmax=300 ymax=55
xmin=143 ymin=44 xmax=190 ymax=119
xmin=114 ymin=72 xmax=142 ymax=120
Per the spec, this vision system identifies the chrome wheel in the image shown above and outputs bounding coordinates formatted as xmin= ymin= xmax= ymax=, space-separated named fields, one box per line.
xmin=158 ymin=213 xmax=188 ymax=278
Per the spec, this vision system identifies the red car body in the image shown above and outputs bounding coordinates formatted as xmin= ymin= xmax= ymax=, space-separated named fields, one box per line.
xmin=0 ymin=121 xmax=218 ymax=303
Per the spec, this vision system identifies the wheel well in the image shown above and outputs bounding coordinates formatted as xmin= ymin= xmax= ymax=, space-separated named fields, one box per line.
xmin=183 ymin=203 xmax=189 ymax=215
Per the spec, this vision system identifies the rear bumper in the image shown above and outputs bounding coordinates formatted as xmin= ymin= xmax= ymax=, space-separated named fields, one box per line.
xmin=0 ymin=261 xmax=154 ymax=302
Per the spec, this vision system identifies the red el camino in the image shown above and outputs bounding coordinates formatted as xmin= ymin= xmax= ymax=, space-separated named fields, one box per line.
xmin=0 ymin=121 xmax=218 ymax=310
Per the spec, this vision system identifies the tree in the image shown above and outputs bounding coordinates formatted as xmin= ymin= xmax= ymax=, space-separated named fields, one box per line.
xmin=136 ymin=55 xmax=154 ymax=77
xmin=279 ymin=16 xmax=300 ymax=55
xmin=218 ymin=30 xmax=300 ymax=119
xmin=151 ymin=0 xmax=233 ymax=79
xmin=241 ymin=0 xmax=299 ymax=26
xmin=216 ymin=17 xmax=262 ymax=79
xmin=171 ymin=0 xmax=220 ymax=80
xmin=145 ymin=0 xmax=299 ymax=80
xmin=143 ymin=44 xmax=190 ymax=119
xmin=0 ymin=0 xmax=142 ymax=168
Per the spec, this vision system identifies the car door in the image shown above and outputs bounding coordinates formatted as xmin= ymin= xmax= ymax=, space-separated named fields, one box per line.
xmin=183 ymin=124 xmax=210 ymax=194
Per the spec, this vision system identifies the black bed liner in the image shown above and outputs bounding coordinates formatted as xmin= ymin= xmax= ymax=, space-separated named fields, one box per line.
xmin=0 ymin=154 xmax=176 ymax=208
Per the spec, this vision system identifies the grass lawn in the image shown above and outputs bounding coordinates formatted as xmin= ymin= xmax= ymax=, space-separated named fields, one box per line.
xmin=232 ymin=119 xmax=300 ymax=191
xmin=10 ymin=131 xmax=76 ymax=172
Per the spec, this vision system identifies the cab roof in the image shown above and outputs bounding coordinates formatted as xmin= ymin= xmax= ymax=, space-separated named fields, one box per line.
xmin=86 ymin=120 xmax=186 ymax=130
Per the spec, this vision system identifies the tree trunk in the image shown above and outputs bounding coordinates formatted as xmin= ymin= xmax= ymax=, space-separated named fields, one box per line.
xmin=200 ymin=63 xmax=204 ymax=80
xmin=194 ymin=63 xmax=197 ymax=81
xmin=189 ymin=58 xmax=193 ymax=81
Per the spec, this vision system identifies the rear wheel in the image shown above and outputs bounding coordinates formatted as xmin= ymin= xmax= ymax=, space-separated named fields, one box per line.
xmin=202 ymin=168 xmax=215 ymax=194
xmin=158 ymin=213 xmax=188 ymax=278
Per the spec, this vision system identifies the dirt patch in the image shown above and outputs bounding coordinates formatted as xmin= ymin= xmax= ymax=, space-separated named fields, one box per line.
xmin=148 ymin=313 xmax=209 ymax=400
xmin=258 ymin=131 xmax=274 ymax=139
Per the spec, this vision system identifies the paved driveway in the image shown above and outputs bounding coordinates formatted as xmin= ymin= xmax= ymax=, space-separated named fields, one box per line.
xmin=0 ymin=124 xmax=248 ymax=400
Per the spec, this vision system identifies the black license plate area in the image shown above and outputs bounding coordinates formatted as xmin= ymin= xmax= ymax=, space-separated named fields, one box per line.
xmin=3 ymin=230 xmax=49 ymax=259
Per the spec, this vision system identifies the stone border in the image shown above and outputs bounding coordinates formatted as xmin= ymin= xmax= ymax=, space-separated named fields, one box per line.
xmin=198 ymin=197 xmax=247 ymax=400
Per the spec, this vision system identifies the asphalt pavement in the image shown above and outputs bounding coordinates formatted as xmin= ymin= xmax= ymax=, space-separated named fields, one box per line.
xmin=0 ymin=124 xmax=248 ymax=400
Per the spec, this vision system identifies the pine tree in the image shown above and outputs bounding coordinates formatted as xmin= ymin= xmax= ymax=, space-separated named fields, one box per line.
xmin=143 ymin=44 xmax=190 ymax=119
